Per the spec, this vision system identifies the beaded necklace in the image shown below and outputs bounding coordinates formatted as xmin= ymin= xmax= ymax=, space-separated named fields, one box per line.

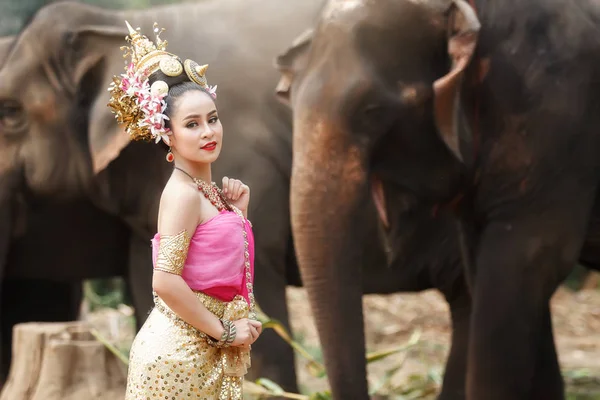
xmin=174 ymin=166 xmax=256 ymax=320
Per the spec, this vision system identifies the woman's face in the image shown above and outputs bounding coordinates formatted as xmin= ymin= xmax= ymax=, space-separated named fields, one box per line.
xmin=168 ymin=90 xmax=223 ymax=164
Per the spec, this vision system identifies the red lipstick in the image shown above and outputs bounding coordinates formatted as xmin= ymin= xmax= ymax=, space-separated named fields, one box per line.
xmin=201 ymin=141 xmax=217 ymax=151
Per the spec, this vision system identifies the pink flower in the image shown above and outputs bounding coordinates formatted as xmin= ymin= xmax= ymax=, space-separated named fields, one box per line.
xmin=115 ymin=65 xmax=172 ymax=143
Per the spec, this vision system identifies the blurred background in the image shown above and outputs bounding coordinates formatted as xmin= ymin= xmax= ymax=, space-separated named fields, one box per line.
xmin=1 ymin=1 xmax=600 ymax=399
xmin=0 ymin=0 xmax=182 ymax=36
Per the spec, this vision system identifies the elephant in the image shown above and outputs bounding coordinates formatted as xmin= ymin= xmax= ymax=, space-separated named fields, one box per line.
xmin=0 ymin=35 xmax=15 ymax=283
xmin=1 ymin=199 xmax=134 ymax=380
xmin=0 ymin=35 xmax=14 ymax=285
xmin=0 ymin=35 xmax=147 ymax=382
xmin=0 ymin=0 xmax=338 ymax=391
xmin=0 ymin=35 xmax=83 ymax=381
xmin=275 ymin=0 xmax=600 ymax=398
xmin=0 ymin=1 xmax=485 ymax=395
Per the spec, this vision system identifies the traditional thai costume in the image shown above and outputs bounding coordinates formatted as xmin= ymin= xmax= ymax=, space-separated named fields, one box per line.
xmin=125 ymin=200 xmax=256 ymax=400
xmin=106 ymin=21 xmax=257 ymax=400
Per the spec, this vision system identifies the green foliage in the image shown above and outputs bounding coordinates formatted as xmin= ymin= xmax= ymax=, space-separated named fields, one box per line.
xmin=0 ymin=0 xmax=48 ymax=36
xmin=564 ymin=264 xmax=599 ymax=292
xmin=564 ymin=369 xmax=600 ymax=400
xmin=84 ymin=278 xmax=131 ymax=311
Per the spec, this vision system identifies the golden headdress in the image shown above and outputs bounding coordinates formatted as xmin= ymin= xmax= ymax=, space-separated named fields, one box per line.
xmin=107 ymin=21 xmax=217 ymax=143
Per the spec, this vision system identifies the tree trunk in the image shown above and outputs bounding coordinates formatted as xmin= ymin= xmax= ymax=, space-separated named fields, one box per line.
xmin=0 ymin=321 xmax=126 ymax=400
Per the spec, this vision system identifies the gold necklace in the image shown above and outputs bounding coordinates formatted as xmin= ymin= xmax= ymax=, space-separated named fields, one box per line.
xmin=174 ymin=167 xmax=256 ymax=319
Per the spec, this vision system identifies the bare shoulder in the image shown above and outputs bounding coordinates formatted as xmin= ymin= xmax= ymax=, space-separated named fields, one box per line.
xmin=157 ymin=179 xmax=200 ymax=237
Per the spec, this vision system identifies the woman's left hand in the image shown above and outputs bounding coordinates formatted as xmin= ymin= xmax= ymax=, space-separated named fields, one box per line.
xmin=222 ymin=177 xmax=250 ymax=215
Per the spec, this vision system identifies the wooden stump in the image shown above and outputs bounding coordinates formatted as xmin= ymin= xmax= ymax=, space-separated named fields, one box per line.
xmin=0 ymin=322 xmax=127 ymax=400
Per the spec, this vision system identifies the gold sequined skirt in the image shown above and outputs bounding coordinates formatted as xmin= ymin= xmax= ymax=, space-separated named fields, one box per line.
xmin=125 ymin=291 xmax=251 ymax=400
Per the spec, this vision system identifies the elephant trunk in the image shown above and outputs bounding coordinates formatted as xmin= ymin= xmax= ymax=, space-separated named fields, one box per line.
xmin=290 ymin=119 xmax=370 ymax=399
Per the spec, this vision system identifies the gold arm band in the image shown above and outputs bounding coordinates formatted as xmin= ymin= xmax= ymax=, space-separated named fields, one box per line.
xmin=154 ymin=230 xmax=191 ymax=276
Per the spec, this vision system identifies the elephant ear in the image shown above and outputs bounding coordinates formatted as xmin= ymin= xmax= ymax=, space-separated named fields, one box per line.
xmin=432 ymin=0 xmax=480 ymax=162
xmin=63 ymin=25 xmax=131 ymax=173
xmin=64 ymin=25 xmax=127 ymax=93
xmin=274 ymin=28 xmax=313 ymax=106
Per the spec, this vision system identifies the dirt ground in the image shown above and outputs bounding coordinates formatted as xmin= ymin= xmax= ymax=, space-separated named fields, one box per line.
xmin=287 ymin=284 xmax=600 ymax=398
xmin=85 ymin=279 xmax=600 ymax=399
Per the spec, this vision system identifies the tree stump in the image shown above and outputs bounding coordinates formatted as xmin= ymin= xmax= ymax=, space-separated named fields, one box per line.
xmin=0 ymin=321 xmax=127 ymax=400
xmin=582 ymin=271 xmax=600 ymax=290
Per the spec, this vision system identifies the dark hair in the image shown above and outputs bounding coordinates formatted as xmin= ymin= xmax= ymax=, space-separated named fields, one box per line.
xmin=148 ymin=69 xmax=215 ymax=130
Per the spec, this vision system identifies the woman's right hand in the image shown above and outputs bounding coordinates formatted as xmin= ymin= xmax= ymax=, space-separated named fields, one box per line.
xmin=231 ymin=318 xmax=263 ymax=347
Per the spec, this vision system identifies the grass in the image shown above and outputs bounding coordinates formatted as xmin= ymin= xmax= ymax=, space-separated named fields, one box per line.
xmin=565 ymin=369 xmax=600 ymax=400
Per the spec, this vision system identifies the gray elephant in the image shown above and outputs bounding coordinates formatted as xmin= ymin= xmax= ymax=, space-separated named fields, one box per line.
xmin=275 ymin=0 xmax=600 ymax=399
xmin=0 ymin=0 xmax=329 ymax=390
xmin=0 ymin=35 xmax=15 ymax=280
xmin=0 ymin=1 xmax=481 ymax=395
xmin=276 ymin=28 xmax=476 ymax=400
xmin=1 ymin=199 xmax=134 ymax=380
xmin=0 ymin=34 xmax=138 ymax=381
xmin=0 ymin=2 xmax=524 ymax=394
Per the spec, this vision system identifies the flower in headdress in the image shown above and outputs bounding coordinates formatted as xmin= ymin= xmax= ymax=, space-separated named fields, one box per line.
xmin=107 ymin=21 xmax=217 ymax=144
xmin=108 ymin=61 xmax=171 ymax=143
xmin=207 ymin=85 xmax=218 ymax=99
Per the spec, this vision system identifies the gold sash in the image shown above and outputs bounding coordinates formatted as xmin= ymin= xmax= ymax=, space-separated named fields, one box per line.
xmin=152 ymin=291 xmax=251 ymax=377
xmin=220 ymin=295 xmax=252 ymax=377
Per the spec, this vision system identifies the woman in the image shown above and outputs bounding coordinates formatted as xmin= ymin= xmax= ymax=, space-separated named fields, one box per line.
xmin=107 ymin=22 xmax=262 ymax=399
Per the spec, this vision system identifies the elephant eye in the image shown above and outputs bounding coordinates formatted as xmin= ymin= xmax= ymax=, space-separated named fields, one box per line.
xmin=362 ymin=103 xmax=384 ymax=120
xmin=355 ymin=101 xmax=395 ymax=135
xmin=0 ymin=100 xmax=26 ymax=134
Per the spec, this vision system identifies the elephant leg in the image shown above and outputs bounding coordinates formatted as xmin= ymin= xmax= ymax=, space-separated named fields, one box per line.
xmin=529 ymin=304 xmax=564 ymax=400
xmin=467 ymin=188 xmax=592 ymax=399
xmin=438 ymin=290 xmax=471 ymax=400
xmin=1 ymin=278 xmax=82 ymax=381
xmin=126 ymin=235 xmax=154 ymax=330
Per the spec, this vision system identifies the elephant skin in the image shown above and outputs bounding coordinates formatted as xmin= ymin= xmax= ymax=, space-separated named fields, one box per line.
xmin=0 ymin=33 xmax=15 ymax=281
xmin=276 ymin=27 xmax=474 ymax=399
xmin=0 ymin=0 xmax=330 ymax=391
xmin=276 ymin=0 xmax=600 ymax=399
xmin=0 ymin=35 xmax=147 ymax=382
xmin=0 ymin=1 xmax=481 ymax=393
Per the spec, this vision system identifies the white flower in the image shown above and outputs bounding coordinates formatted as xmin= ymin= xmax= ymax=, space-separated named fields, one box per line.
xmin=115 ymin=63 xmax=172 ymax=142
